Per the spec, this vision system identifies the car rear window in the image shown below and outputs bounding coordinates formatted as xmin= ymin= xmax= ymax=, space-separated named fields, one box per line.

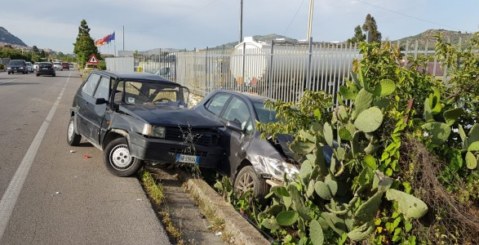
xmin=9 ymin=60 xmax=25 ymax=66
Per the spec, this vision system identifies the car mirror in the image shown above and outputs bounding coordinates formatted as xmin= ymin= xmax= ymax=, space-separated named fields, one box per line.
xmin=226 ymin=120 xmax=243 ymax=133
xmin=95 ymin=98 xmax=108 ymax=105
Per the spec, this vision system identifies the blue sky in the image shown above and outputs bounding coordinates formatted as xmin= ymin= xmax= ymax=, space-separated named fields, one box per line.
xmin=0 ymin=0 xmax=477 ymax=54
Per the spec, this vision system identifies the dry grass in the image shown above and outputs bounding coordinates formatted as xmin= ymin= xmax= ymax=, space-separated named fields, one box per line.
xmin=404 ymin=138 xmax=479 ymax=244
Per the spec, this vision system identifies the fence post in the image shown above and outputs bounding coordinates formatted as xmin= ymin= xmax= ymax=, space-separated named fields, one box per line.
xmin=241 ymin=42 xmax=246 ymax=92
xmin=268 ymin=40 xmax=275 ymax=98
xmin=306 ymin=36 xmax=313 ymax=91
xmin=205 ymin=47 xmax=209 ymax=95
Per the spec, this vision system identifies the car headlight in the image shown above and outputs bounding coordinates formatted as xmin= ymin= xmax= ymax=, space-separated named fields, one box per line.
xmin=142 ymin=124 xmax=165 ymax=138
xmin=258 ymin=156 xmax=299 ymax=181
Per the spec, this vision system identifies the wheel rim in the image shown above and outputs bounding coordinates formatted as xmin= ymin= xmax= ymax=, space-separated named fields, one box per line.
xmin=109 ymin=144 xmax=133 ymax=169
xmin=67 ymin=120 xmax=75 ymax=141
xmin=236 ymin=171 xmax=255 ymax=193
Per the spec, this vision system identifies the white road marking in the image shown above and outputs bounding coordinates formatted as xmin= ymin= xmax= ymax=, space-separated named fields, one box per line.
xmin=0 ymin=79 xmax=15 ymax=85
xmin=0 ymin=72 xmax=72 ymax=240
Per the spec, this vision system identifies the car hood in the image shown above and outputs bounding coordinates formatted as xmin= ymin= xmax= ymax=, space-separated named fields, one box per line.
xmin=119 ymin=104 xmax=223 ymax=128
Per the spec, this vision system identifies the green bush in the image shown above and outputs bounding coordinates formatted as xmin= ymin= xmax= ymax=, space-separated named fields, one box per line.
xmin=217 ymin=35 xmax=479 ymax=244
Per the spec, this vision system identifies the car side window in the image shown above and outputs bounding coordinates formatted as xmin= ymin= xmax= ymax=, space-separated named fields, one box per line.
xmin=82 ymin=73 xmax=100 ymax=96
xmin=221 ymin=97 xmax=253 ymax=133
xmin=205 ymin=93 xmax=231 ymax=116
xmin=94 ymin=76 xmax=110 ymax=100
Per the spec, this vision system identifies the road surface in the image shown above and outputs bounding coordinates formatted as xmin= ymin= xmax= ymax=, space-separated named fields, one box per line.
xmin=0 ymin=70 xmax=170 ymax=244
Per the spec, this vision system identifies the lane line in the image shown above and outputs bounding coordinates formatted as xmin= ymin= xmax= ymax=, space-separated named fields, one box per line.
xmin=0 ymin=72 xmax=72 ymax=240
xmin=0 ymin=79 xmax=15 ymax=85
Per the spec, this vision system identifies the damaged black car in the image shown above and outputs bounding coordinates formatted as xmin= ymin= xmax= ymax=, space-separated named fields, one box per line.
xmin=194 ymin=90 xmax=307 ymax=198
xmin=67 ymin=71 xmax=224 ymax=176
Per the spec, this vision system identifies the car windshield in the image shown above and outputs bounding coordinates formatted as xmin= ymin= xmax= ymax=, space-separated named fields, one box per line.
xmin=253 ymin=101 xmax=277 ymax=123
xmin=118 ymin=80 xmax=188 ymax=106
xmin=9 ymin=60 xmax=24 ymax=66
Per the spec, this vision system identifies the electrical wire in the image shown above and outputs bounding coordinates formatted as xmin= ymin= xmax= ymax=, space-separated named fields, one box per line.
xmin=355 ymin=0 xmax=461 ymax=31
xmin=284 ymin=0 xmax=307 ymax=35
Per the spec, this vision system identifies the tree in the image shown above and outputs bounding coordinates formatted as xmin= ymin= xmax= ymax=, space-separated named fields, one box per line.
xmin=362 ymin=13 xmax=382 ymax=43
xmin=73 ymin=19 xmax=100 ymax=67
xmin=347 ymin=25 xmax=366 ymax=44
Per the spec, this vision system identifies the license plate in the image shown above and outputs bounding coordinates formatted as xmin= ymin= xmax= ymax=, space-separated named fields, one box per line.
xmin=175 ymin=154 xmax=200 ymax=164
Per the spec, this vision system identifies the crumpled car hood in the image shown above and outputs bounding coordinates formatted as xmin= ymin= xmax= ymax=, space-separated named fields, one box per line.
xmin=119 ymin=104 xmax=223 ymax=128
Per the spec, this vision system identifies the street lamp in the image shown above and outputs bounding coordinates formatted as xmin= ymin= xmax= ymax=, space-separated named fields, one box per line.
xmin=239 ymin=0 xmax=243 ymax=43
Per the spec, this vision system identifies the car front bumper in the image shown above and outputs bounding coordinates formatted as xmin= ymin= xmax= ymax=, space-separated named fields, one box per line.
xmin=128 ymin=132 xmax=224 ymax=169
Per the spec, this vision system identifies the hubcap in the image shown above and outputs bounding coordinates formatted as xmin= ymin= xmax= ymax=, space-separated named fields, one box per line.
xmin=110 ymin=144 xmax=132 ymax=169
xmin=237 ymin=172 xmax=255 ymax=193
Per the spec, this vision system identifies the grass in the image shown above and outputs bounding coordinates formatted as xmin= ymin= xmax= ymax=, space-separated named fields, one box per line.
xmin=139 ymin=170 xmax=185 ymax=244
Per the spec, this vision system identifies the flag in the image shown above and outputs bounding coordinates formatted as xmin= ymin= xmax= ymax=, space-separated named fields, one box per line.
xmin=95 ymin=32 xmax=115 ymax=47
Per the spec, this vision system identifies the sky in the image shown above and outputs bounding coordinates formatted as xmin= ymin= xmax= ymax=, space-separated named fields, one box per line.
xmin=1 ymin=0 xmax=478 ymax=54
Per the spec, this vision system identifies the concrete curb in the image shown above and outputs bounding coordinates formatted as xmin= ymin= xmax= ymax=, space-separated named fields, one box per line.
xmin=183 ymin=177 xmax=270 ymax=245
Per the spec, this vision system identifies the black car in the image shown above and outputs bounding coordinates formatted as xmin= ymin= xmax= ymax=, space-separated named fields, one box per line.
xmin=194 ymin=90 xmax=303 ymax=198
xmin=67 ymin=71 xmax=224 ymax=176
xmin=36 ymin=62 xmax=56 ymax=77
xmin=7 ymin=59 xmax=27 ymax=74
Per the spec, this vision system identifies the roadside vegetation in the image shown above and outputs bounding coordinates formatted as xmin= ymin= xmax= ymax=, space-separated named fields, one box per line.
xmin=215 ymin=34 xmax=479 ymax=244
xmin=139 ymin=170 xmax=186 ymax=245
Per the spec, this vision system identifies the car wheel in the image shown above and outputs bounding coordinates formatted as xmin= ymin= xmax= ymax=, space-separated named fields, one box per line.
xmin=67 ymin=117 xmax=82 ymax=146
xmin=52 ymin=73 xmax=56 ymax=77
xmin=104 ymin=137 xmax=143 ymax=177
xmin=36 ymin=73 xmax=40 ymax=76
xmin=234 ymin=165 xmax=269 ymax=199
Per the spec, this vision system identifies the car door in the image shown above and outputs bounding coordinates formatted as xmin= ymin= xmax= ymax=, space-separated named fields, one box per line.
xmin=76 ymin=73 xmax=110 ymax=145
xmin=218 ymin=96 xmax=255 ymax=178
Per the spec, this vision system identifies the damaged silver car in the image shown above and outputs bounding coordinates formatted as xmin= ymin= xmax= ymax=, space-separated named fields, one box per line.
xmin=195 ymin=90 xmax=307 ymax=198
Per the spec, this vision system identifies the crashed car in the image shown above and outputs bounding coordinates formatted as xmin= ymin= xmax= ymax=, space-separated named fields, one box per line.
xmin=67 ymin=71 xmax=224 ymax=176
xmin=194 ymin=90 xmax=307 ymax=198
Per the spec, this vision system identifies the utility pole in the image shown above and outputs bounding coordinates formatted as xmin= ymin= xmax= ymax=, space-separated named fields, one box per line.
xmin=122 ymin=25 xmax=125 ymax=51
xmin=307 ymin=0 xmax=314 ymax=40
xmin=239 ymin=0 xmax=243 ymax=43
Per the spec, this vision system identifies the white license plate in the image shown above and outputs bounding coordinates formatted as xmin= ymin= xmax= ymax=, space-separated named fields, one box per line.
xmin=175 ymin=154 xmax=200 ymax=164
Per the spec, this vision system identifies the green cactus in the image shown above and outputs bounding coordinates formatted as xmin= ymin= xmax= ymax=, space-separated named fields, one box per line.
xmin=373 ymin=79 xmax=396 ymax=97
xmin=385 ymin=189 xmax=428 ymax=219
xmin=354 ymin=107 xmax=384 ymax=133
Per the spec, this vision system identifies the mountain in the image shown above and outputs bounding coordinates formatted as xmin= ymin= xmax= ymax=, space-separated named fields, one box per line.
xmin=0 ymin=27 xmax=27 ymax=47
xmin=393 ymin=29 xmax=473 ymax=50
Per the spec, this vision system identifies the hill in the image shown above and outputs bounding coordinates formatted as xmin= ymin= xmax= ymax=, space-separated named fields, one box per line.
xmin=393 ymin=29 xmax=473 ymax=50
xmin=0 ymin=27 xmax=27 ymax=47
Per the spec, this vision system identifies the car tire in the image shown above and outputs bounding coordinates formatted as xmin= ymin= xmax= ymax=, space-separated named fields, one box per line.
xmin=66 ymin=117 xmax=81 ymax=146
xmin=36 ymin=73 xmax=40 ymax=77
xmin=52 ymin=73 xmax=56 ymax=77
xmin=234 ymin=165 xmax=269 ymax=199
xmin=104 ymin=137 xmax=143 ymax=177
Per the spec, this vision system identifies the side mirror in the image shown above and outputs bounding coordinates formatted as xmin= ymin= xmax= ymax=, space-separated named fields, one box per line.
xmin=95 ymin=98 xmax=108 ymax=105
xmin=226 ymin=120 xmax=243 ymax=133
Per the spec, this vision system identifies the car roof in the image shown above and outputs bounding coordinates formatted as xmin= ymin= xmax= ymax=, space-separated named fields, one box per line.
xmin=213 ymin=89 xmax=271 ymax=103
xmin=92 ymin=70 xmax=182 ymax=86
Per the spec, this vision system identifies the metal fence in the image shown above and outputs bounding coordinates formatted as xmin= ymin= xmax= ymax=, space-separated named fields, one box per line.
xmin=122 ymin=38 xmax=452 ymax=102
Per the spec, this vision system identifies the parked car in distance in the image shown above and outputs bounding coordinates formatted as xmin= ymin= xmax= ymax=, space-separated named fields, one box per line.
xmin=62 ymin=62 xmax=69 ymax=70
xmin=53 ymin=62 xmax=62 ymax=71
xmin=67 ymin=71 xmax=224 ymax=177
xmin=36 ymin=62 xmax=56 ymax=77
xmin=25 ymin=62 xmax=34 ymax=73
xmin=194 ymin=90 xmax=332 ymax=199
xmin=7 ymin=59 xmax=27 ymax=74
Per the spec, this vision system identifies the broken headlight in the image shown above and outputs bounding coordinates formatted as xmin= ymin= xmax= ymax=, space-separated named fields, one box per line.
xmin=259 ymin=156 xmax=299 ymax=181
xmin=142 ymin=124 xmax=165 ymax=138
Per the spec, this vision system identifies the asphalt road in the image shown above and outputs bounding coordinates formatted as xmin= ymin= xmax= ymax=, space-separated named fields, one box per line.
xmin=0 ymin=71 xmax=170 ymax=245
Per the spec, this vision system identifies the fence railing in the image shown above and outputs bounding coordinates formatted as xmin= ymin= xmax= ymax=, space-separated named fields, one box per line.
xmin=111 ymin=38 xmax=457 ymax=102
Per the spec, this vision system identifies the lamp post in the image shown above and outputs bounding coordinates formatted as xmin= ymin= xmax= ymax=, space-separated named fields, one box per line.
xmin=239 ymin=0 xmax=243 ymax=43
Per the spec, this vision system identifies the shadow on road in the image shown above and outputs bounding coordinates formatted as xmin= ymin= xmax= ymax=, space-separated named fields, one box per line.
xmin=0 ymin=82 xmax=39 ymax=86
